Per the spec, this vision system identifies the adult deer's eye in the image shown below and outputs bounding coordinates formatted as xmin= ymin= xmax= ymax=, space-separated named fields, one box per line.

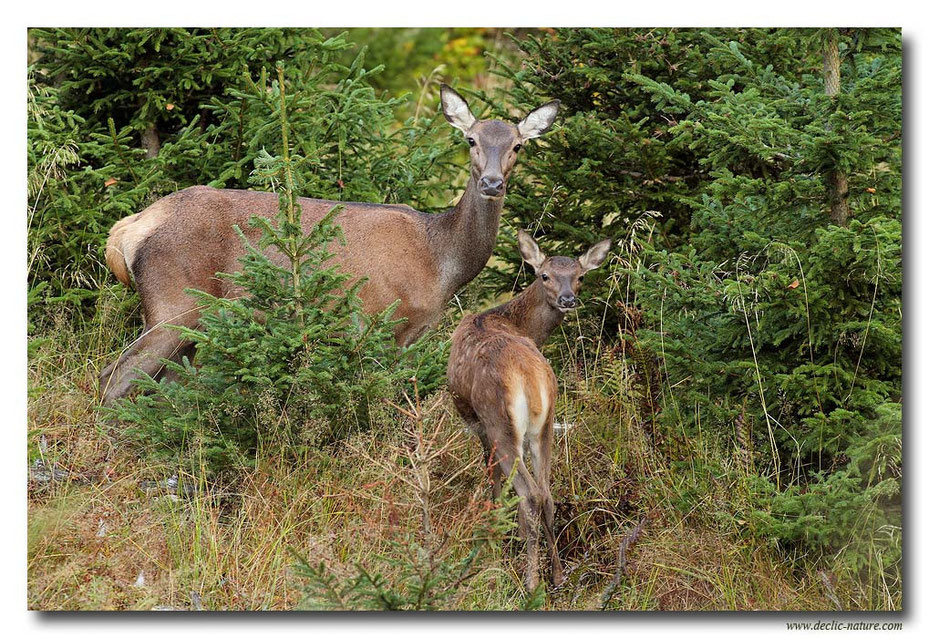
xmin=513 ymin=143 xmax=522 ymax=152
xmin=540 ymin=273 xmax=550 ymax=282
xmin=467 ymin=137 xmax=476 ymax=147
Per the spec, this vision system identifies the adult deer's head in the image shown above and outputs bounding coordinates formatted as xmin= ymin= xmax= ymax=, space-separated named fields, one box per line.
xmin=440 ymin=85 xmax=560 ymax=199
xmin=517 ymin=230 xmax=612 ymax=312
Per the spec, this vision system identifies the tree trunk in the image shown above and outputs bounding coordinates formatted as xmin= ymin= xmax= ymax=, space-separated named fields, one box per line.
xmin=824 ymin=29 xmax=849 ymax=226
xmin=141 ymin=125 xmax=161 ymax=159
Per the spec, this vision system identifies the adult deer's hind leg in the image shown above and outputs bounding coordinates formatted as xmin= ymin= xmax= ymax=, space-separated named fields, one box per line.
xmin=99 ymin=304 xmax=199 ymax=406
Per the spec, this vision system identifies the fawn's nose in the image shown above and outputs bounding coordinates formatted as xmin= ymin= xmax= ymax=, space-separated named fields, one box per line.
xmin=479 ymin=175 xmax=504 ymax=196
xmin=557 ymin=294 xmax=577 ymax=308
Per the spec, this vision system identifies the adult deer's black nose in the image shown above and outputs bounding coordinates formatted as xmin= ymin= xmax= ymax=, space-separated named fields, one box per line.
xmin=479 ymin=175 xmax=504 ymax=196
xmin=557 ymin=294 xmax=577 ymax=309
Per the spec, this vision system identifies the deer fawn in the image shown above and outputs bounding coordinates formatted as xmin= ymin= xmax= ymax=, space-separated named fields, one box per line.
xmin=99 ymin=86 xmax=559 ymax=405
xmin=447 ymin=230 xmax=611 ymax=590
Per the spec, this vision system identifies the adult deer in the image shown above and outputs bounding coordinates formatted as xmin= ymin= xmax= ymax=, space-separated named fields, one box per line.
xmin=99 ymin=86 xmax=560 ymax=405
xmin=447 ymin=230 xmax=611 ymax=591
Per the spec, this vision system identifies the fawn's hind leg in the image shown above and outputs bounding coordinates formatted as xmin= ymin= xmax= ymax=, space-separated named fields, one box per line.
xmin=491 ymin=435 xmax=543 ymax=591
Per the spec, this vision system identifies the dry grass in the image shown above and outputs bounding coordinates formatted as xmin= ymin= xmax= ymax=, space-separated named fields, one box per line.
xmin=26 ymin=293 xmax=870 ymax=611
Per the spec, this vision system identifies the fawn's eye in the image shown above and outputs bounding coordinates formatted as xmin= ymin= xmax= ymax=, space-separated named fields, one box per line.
xmin=513 ymin=143 xmax=522 ymax=152
xmin=540 ymin=273 xmax=550 ymax=282
xmin=467 ymin=137 xmax=476 ymax=147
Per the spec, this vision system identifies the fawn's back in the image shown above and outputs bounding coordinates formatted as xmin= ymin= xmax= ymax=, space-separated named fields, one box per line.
xmin=448 ymin=312 xmax=557 ymax=450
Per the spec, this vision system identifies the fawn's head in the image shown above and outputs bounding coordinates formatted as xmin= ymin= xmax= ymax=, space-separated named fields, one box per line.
xmin=440 ymin=85 xmax=560 ymax=199
xmin=517 ymin=230 xmax=611 ymax=312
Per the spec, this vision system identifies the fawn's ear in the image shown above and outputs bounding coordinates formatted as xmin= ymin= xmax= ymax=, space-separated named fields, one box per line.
xmin=578 ymin=239 xmax=612 ymax=273
xmin=518 ymin=229 xmax=547 ymax=272
xmin=440 ymin=84 xmax=477 ymax=133
xmin=517 ymin=100 xmax=560 ymax=140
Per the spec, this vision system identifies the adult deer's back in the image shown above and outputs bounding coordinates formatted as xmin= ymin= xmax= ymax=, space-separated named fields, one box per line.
xmin=99 ymin=86 xmax=559 ymax=405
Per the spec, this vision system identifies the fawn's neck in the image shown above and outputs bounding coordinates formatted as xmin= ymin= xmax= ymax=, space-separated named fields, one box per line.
xmin=488 ymin=278 xmax=566 ymax=347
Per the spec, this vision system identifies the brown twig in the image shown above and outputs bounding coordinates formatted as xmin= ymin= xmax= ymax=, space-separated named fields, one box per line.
xmin=597 ymin=516 xmax=647 ymax=610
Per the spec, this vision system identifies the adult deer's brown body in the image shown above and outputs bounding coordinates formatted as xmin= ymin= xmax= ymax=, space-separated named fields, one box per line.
xmin=447 ymin=231 xmax=611 ymax=591
xmin=99 ymin=86 xmax=559 ymax=405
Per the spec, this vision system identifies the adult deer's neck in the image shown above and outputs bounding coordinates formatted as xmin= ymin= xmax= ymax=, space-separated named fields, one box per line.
xmin=488 ymin=279 xmax=566 ymax=347
xmin=428 ymin=177 xmax=504 ymax=301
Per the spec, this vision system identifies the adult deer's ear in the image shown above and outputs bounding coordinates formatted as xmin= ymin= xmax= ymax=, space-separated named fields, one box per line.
xmin=440 ymin=84 xmax=477 ymax=133
xmin=517 ymin=100 xmax=561 ymax=140
xmin=518 ymin=229 xmax=547 ymax=273
xmin=578 ymin=239 xmax=612 ymax=273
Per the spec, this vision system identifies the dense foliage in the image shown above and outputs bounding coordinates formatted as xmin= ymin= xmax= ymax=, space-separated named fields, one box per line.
xmin=498 ymin=27 xmax=902 ymax=592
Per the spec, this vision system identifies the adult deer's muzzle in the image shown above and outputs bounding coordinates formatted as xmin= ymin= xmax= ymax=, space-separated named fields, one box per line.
xmin=479 ymin=174 xmax=504 ymax=197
